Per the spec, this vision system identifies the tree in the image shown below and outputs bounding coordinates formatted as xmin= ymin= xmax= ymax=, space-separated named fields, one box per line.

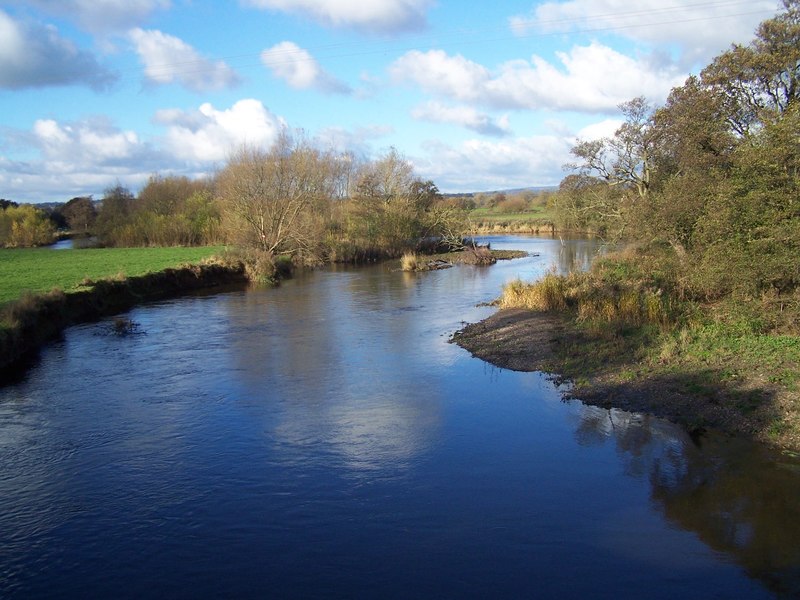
xmin=701 ymin=0 xmax=800 ymax=134
xmin=138 ymin=174 xmax=208 ymax=217
xmin=0 ymin=204 xmax=55 ymax=247
xmin=217 ymin=134 xmax=338 ymax=258
xmin=353 ymin=147 xmax=415 ymax=202
xmin=95 ymin=184 xmax=134 ymax=245
xmin=551 ymin=174 xmax=626 ymax=237
xmin=570 ymin=97 xmax=658 ymax=201
xmin=61 ymin=196 xmax=97 ymax=232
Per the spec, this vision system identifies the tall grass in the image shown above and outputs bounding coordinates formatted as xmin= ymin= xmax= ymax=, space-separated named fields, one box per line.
xmin=400 ymin=252 xmax=420 ymax=271
xmin=500 ymin=271 xmax=567 ymax=311
xmin=499 ymin=247 xmax=677 ymax=328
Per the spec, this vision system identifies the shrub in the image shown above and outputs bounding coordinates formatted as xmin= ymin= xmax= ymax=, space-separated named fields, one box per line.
xmin=500 ymin=272 xmax=567 ymax=311
xmin=400 ymin=252 xmax=420 ymax=272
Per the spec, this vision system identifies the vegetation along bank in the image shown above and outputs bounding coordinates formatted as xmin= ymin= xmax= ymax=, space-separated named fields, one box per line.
xmin=457 ymin=2 xmax=800 ymax=451
xmin=2 ymin=2 xmax=798 ymax=450
xmin=0 ymin=248 xmax=248 ymax=375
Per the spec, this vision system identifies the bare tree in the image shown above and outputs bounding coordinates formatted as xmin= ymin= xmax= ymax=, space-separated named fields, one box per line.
xmin=569 ymin=97 xmax=657 ymax=200
xmin=217 ymin=133 xmax=338 ymax=257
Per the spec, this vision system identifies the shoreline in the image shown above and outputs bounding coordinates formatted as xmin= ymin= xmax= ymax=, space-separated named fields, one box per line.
xmin=0 ymin=262 xmax=248 ymax=378
xmin=0 ymin=246 xmax=517 ymax=382
xmin=452 ymin=308 xmax=797 ymax=450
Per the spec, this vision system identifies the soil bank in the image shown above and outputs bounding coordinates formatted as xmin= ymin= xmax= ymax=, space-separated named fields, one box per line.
xmin=452 ymin=308 xmax=797 ymax=449
xmin=0 ymin=262 xmax=247 ymax=378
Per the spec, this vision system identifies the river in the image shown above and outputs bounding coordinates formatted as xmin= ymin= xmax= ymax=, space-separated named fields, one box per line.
xmin=1 ymin=235 xmax=799 ymax=598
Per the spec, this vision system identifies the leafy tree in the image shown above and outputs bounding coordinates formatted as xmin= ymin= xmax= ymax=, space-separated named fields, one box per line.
xmin=138 ymin=174 xmax=208 ymax=217
xmin=701 ymin=0 xmax=800 ymax=134
xmin=95 ymin=184 xmax=134 ymax=245
xmin=61 ymin=196 xmax=97 ymax=232
xmin=0 ymin=205 xmax=55 ymax=247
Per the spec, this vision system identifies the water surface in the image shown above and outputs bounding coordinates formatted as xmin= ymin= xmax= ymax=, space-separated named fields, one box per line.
xmin=1 ymin=235 xmax=798 ymax=598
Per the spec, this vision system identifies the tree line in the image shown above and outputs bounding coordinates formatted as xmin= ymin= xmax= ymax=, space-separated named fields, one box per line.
xmin=0 ymin=141 xmax=468 ymax=267
xmin=550 ymin=0 xmax=799 ymax=314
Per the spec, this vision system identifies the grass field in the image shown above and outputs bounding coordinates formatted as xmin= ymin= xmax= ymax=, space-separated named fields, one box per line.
xmin=0 ymin=246 xmax=224 ymax=305
xmin=469 ymin=207 xmax=555 ymax=222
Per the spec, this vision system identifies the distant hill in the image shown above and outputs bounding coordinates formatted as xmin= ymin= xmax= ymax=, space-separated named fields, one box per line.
xmin=442 ymin=186 xmax=557 ymax=198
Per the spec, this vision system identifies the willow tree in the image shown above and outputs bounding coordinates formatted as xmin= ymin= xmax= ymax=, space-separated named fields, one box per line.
xmin=217 ymin=134 xmax=340 ymax=259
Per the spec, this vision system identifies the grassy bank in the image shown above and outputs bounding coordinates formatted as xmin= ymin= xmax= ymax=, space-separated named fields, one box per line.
xmin=0 ymin=246 xmax=224 ymax=305
xmin=457 ymin=245 xmax=800 ymax=450
xmin=0 ymin=246 xmax=243 ymax=375
xmin=469 ymin=207 xmax=556 ymax=234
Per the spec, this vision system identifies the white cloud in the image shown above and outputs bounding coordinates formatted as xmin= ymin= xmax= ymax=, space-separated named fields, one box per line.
xmin=241 ymin=0 xmax=432 ymax=33
xmin=21 ymin=0 xmax=170 ymax=33
xmin=0 ymin=10 xmax=117 ymax=90
xmin=154 ymin=99 xmax=286 ymax=162
xmin=0 ymin=100 xmax=288 ymax=202
xmin=411 ymin=101 xmax=510 ymax=137
xmin=509 ymin=0 xmax=777 ymax=66
xmin=261 ymin=41 xmax=350 ymax=94
xmin=33 ymin=118 xmax=143 ymax=162
xmin=391 ymin=44 xmax=685 ymax=113
xmin=414 ymin=134 xmax=574 ymax=192
xmin=576 ymin=118 xmax=623 ymax=141
xmin=315 ymin=124 xmax=394 ymax=157
xmin=129 ymin=28 xmax=240 ymax=92
xmin=0 ymin=116 xmax=164 ymax=201
xmin=390 ymin=50 xmax=490 ymax=103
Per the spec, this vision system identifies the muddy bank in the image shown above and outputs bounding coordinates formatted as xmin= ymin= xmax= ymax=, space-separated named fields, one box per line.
xmin=0 ymin=262 xmax=247 ymax=377
xmin=451 ymin=308 xmax=788 ymax=444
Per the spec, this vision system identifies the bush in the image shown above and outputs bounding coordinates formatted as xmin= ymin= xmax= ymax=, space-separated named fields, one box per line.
xmin=400 ymin=252 xmax=420 ymax=271
xmin=500 ymin=248 xmax=679 ymax=328
xmin=0 ymin=205 xmax=56 ymax=247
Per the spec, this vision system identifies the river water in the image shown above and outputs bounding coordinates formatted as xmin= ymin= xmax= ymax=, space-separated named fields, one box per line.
xmin=1 ymin=235 xmax=799 ymax=599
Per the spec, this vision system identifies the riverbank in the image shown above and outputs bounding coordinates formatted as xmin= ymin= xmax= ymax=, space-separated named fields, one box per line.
xmin=452 ymin=308 xmax=800 ymax=451
xmin=0 ymin=260 xmax=247 ymax=376
xmin=471 ymin=220 xmax=555 ymax=235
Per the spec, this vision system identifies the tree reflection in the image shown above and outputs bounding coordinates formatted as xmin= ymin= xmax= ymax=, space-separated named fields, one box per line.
xmin=571 ymin=402 xmax=800 ymax=596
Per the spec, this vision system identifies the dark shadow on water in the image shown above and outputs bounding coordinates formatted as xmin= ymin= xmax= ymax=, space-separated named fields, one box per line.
xmin=552 ymin=323 xmax=784 ymax=440
xmin=574 ymin=404 xmax=800 ymax=597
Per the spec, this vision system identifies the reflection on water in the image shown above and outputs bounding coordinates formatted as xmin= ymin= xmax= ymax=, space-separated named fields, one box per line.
xmin=0 ymin=235 xmax=797 ymax=599
xmin=571 ymin=403 xmax=800 ymax=597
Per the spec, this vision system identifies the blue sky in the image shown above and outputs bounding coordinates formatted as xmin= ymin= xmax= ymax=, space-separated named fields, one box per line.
xmin=0 ymin=0 xmax=780 ymax=202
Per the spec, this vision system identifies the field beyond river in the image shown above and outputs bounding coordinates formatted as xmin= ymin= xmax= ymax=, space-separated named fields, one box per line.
xmin=0 ymin=246 xmax=223 ymax=305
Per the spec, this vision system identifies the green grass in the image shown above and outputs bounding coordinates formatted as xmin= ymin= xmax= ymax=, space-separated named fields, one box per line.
xmin=469 ymin=207 xmax=555 ymax=222
xmin=0 ymin=246 xmax=224 ymax=305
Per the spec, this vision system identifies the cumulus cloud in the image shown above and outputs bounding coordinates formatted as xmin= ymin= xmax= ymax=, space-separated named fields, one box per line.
xmin=391 ymin=44 xmax=685 ymax=113
xmin=0 ymin=116 xmax=165 ymax=201
xmin=509 ymin=0 xmax=777 ymax=65
xmin=21 ymin=0 xmax=170 ymax=33
xmin=33 ymin=117 xmax=145 ymax=163
xmin=261 ymin=41 xmax=350 ymax=94
xmin=411 ymin=101 xmax=510 ymax=137
xmin=154 ymin=99 xmax=286 ymax=162
xmin=0 ymin=10 xmax=117 ymax=90
xmin=315 ymin=124 xmax=393 ymax=157
xmin=241 ymin=0 xmax=432 ymax=33
xmin=0 ymin=100 xmax=289 ymax=202
xmin=414 ymin=134 xmax=574 ymax=192
xmin=576 ymin=118 xmax=623 ymax=141
xmin=129 ymin=28 xmax=240 ymax=92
